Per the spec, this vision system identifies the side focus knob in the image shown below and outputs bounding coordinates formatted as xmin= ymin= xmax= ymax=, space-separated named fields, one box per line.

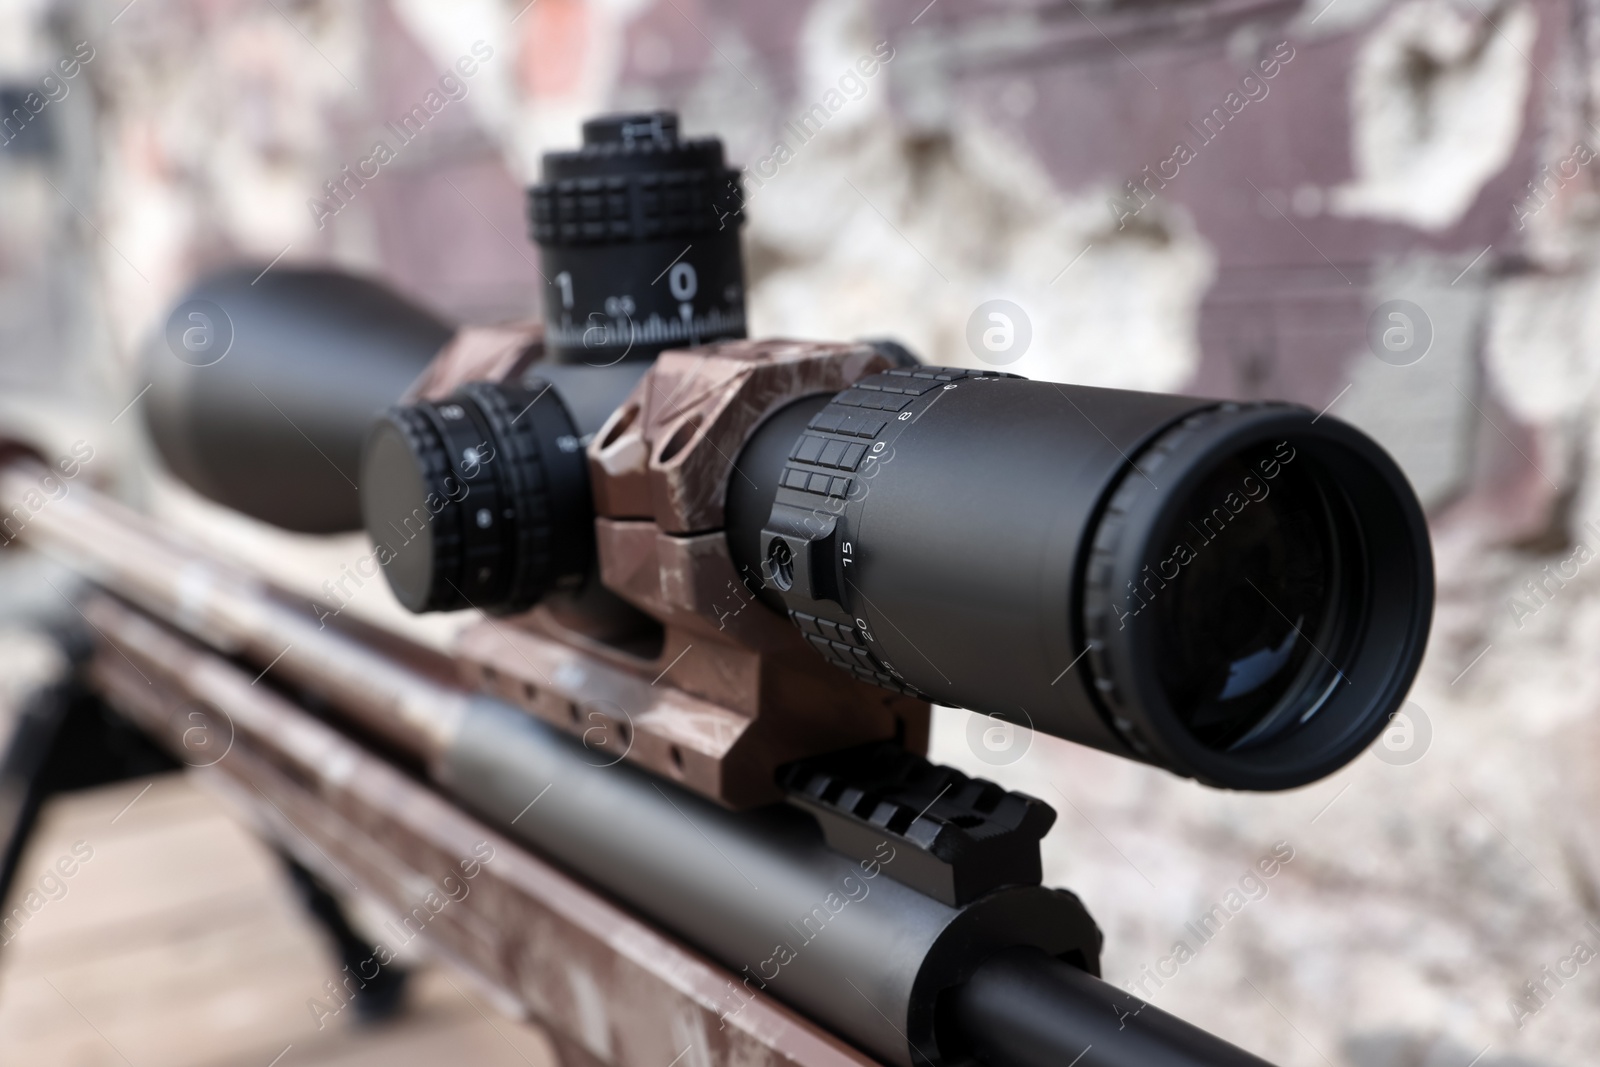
xmin=361 ymin=379 xmax=591 ymax=613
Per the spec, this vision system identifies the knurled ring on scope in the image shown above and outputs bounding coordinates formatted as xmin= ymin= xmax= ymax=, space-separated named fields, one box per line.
xmin=367 ymin=380 xmax=579 ymax=614
xmin=761 ymin=366 xmax=1023 ymax=697
xmin=1080 ymin=403 xmax=1259 ymax=756
xmin=412 ymin=390 xmax=512 ymax=609
xmin=528 ymin=117 xmax=744 ymax=247
xmin=456 ymin=381 xmax=561 ymax=608
xmin=529 ymin=169 xmax=743 ymax=246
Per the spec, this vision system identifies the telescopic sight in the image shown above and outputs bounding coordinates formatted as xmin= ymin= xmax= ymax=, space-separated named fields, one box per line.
xmin=735 ymin=369 xmax=1433 ymax=790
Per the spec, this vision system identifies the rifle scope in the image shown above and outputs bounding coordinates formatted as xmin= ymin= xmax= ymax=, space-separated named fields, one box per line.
xmin=726 ymin=371 xmax=1433 ymax=791
xmin=363 ymin=359 xmax=1431 ymax=791
xmin=140 ymin=109 xmax=1432 ymax=792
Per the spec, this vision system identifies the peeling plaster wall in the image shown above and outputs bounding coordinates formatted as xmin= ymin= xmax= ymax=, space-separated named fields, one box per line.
xmin=1333 ymin=0 xmax=1536 ymax=231
xmin=741 ymin=113 xmax=1215 ymax=392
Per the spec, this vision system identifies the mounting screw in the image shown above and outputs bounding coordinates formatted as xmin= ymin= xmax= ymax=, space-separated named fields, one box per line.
xmin=767 ymin=538 xmax=795 ymax=591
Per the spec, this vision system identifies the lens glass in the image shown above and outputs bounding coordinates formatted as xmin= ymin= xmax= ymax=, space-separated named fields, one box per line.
xmin=1143 ymin=440 xmax=1346 ymax=750
xmin=361 ymin=421 xmax=436 ymax=611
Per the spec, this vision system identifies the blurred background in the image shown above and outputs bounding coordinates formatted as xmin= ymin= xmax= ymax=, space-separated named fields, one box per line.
xmin=0 ymin=0 xmax=1595 ymax=1063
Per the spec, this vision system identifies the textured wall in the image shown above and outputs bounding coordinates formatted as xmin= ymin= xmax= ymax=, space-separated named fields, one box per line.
xmin=4 ymin=0 xmax=1600 ymax=1063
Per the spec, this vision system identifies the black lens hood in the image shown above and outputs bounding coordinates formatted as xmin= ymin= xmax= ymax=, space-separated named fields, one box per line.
xmin=1081 ymin=405 xmax=1435 ymax=790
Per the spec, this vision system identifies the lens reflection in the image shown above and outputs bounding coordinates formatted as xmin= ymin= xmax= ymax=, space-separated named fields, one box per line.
xmin=1144 ymin=441 xmax=1343 ymax=750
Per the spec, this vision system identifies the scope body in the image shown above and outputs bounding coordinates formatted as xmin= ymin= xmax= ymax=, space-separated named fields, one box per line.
xmin=727 ymin=370 xmax=1430 ymax=790
xmin=142 ymin=267 xmax=451 ymax=532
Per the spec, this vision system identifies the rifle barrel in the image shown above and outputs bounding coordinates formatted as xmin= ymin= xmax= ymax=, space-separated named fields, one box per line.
xmin=956 ymin=946 xmax=1277 ymax=1067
